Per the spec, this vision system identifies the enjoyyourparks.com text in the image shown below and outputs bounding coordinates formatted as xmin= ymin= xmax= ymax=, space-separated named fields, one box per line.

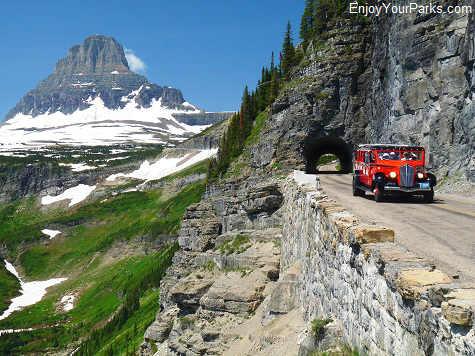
xmin=349 ymin=2 xmax=472 ymax=17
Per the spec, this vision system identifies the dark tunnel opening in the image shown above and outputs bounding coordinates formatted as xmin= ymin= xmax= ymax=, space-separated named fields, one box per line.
xmin=304 ymin=136 xmax=353 ymax=174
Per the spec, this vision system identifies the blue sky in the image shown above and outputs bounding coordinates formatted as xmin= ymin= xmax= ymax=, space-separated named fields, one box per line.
xmin=0 ymin=0 xmax=305 ymax=120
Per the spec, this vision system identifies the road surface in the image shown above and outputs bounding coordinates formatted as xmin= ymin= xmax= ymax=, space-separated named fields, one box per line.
xmin=318 ymin=173 xmax=475 ymax=282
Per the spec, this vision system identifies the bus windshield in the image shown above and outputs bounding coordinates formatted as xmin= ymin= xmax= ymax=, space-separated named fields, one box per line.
xmin=377 ymin=151 xmax=422 ymax=161
xmin=378 ymin=151 xmax=400 ymax=160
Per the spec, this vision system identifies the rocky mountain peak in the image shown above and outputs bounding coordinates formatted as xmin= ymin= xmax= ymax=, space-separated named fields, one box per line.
xmin=54 ymin=34 xmax=131 ymax=76
xmin=1 ymin=34 xmax=232 ymax=147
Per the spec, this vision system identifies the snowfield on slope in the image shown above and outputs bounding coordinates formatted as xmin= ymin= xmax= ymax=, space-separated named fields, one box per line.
xmin=42 ymin=229 xmax=61 ymax=239
xmin=42 ymin=184 xmax=96 ymax=207
xmin=58 ymin=163 xmax=97 ymax=172
xmin=106 ymin=148 xmax=217 ymax=182
xmin=0 ymin=261 xmax=67 ymax=321
xmin=0 ymin=93 xmax=210 ymax=150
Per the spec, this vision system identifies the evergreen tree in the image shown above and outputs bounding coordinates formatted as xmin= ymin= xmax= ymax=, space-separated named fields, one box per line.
xmin=269 ymin=68 xmax=280 ymax=103
xmin=270 ymin=51 xmax=275 ymax=73
xmin=300 ymin=0 xmax=316 ymax=45
xmin=281 ymin=20 xmax=295 ymax=77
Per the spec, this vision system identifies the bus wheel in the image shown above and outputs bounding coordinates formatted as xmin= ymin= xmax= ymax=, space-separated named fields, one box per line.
xmin=374 ymin=185 xmax=384 ymax=203
xmin=423 ymin=188 xmax=434 ymax=203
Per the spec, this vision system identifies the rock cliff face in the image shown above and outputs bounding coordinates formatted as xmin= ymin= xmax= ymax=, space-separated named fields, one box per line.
xmin=248 ymin=17 xmax=372 ymax=176
xmin=245 ymin=3 xmax=475 ymax=183
xmin=370 ymin=5 xmax=475 ymax=180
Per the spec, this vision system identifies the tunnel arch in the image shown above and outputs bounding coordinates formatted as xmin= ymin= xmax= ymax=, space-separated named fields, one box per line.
xmin=304 ymin=136 xmax=353 ymax=174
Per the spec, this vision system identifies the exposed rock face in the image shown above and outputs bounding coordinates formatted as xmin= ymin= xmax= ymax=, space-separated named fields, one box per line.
xmin=5 ymin=35 xmax=190 ymax=118
xmin=208 ymin=178 xmax=286 ymax=232
xmin=178 ymin=116 xmax=230 ymax=150
xmin=243 ymin=6 xmax=475 ymax=184
xmin=178 ymin=202 xmax=222 ymax=252
xmin=0 ymin=163 xmax=99 ymax=204
xmin=245 ymin=17 xmax=372 ymax=176
xmin=370 ymin=5 xmax=475 ymax=180
xmin=241 ymin=182 xmax=284 ymax=214
xmin=54 ymin=34 xmax=130 ymax=75
xmin=171 ymin=112 xmax=233 ymax=126
xmin=261 ymin=261 xmax=301 ymax=326
xmin=140 ymin=195 xmax=297 ymax=355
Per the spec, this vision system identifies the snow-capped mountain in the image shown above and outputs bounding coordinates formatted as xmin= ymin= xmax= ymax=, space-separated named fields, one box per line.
xmin=0 ymin=35 xmax=230 ymax=150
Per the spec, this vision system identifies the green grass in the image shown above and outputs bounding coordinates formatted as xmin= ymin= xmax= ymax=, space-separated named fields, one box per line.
xmin=311 ymin=318 xmax=333 ymax=338
xmin=316 ymin=154 xmax=340 ymax=171
xmin=154 ymin=159 xmax=209 ymax=183
xmin=0 ymin=181 xmax=205 ymax=281
xmin=0 ymin=262 xmax=21 ymax=314
xmin=0 ymin=168 xmax=206 ymax=354
xmin=219 ymin=234 xmax=252 ymax=256
xmin=0 ymin=197 xmax=51 ymax=254
xmin=243 ymin=112 xmax=267 ymax=147
xmin=97 ymin=287 xmax=161 ymax=355
xmin=0 ymin=244 xmax=178 ymax=354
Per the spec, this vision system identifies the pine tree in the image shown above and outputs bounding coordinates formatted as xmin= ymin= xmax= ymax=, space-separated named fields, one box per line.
xmin=300 ymin=0 xmax=316 ymax=45
xmin=269 ymin=68 xmax=280 ymax=103
xmin=281 ymin=20 xmax=295 ymax=77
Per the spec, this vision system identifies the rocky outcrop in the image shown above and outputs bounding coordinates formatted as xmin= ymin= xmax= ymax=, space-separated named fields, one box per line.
xmin=0 ymin=163 xmax=98 ymax=204
xmin=208 ymin=178 xmax=285 ymax=232
xmin=247 ymin=16 xmax=372 ymax=175
xmin=178 ymin=116 xmax=231 ymax=150
xmin=241 ymin=182 xmax=284 ymax=214
xmin=172 ymin=112 xmax=232 ymax=126
xmin=140 ymin=188 xmax=301 ymax=356
xmin=178 ymin=202 xmax=222 ymax=252
xmin=370 ymin=2 xmax=475 ymax=181
xmin=261 ymin=261 xmax=301 ymax=325
xmin=54 ymin=34 xmax=130 ymax=75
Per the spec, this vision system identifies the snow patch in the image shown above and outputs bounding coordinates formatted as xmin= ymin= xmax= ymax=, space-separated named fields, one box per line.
xmin=110 ymin=71 xmax=119 ymax=74
xmin=59 ymin=163 xmax=97 ymax=172
xmin=0 ymin=95 xmax=211 ymax=149
xmin=42 ymin=184 xmax=96 ymax=207
xmin=42 ymin=229 xmax=61 ymax=239
xmin=0 ymin=327 xmax=35 ymax=336
xmin=107 ymin=149 xmax=217 ymax=182
xmin=61 ymin=295 xmax=75 ymax=311
xmin=0 ymin=261 xmax=67 ymax=321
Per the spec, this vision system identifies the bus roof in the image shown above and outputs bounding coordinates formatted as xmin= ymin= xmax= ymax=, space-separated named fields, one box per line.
xmin=358 ymin=144 xmax=425 ymax=151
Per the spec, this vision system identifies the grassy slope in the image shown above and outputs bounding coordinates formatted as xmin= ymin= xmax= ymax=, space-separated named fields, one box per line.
xmin=0 ymin=263 xmax=21 ymax=315
xmin=0 ymin=158 xmax=209 ymax=354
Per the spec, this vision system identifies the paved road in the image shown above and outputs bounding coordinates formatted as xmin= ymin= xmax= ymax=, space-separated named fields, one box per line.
xmin=319 ymin=173 xmax=475 ymax=282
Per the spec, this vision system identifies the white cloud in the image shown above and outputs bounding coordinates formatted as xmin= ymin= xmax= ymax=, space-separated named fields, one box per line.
xmin=124 ymin=48 xmax=147 ymax=73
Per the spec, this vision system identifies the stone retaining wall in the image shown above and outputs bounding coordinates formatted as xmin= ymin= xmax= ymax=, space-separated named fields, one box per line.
xmin=281 ymin=171 xmax=475 ymax=355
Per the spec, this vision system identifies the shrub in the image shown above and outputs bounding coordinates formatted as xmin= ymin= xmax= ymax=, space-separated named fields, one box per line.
xmin=311 ymin=318 xmax=333 ymax=338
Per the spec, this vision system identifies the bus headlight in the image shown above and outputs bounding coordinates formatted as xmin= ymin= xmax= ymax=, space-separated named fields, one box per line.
xmin=389 ymin=172 xmax=397 ymax=179
xmin=417 ymin=173 xmax=424 ymax=179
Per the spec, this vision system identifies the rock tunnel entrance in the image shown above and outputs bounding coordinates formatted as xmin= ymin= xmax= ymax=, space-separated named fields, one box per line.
xmin=304 ymin=136 xmax=353 ymax=174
